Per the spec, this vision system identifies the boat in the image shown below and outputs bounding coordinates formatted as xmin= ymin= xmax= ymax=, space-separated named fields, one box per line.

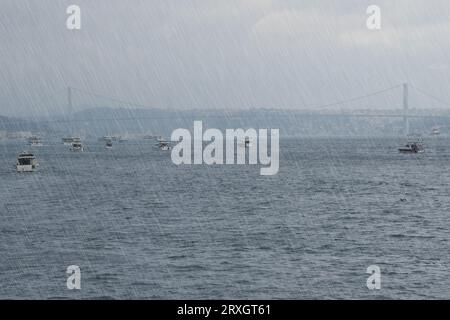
xmin=16 ymin=152 xmax=39 ymax=172
xmin=105 ymin=140 xmax=113 ymax=149
xmin=431 ymin=127 xmax=440 ymax=135
xmin=70 ymin=141 xmax=84 ymax=152
xmin=62 ymin=137 xmax=81 ymax=145
xmin=398 ymin=141 xmax=424 ymax=153
xmin=28 ymin=136 xmax=43 ymax=147
xmin=157 ymin=141 xmax=170 ymax=151
xmin=102 ymin=136 xmax=120 ymax=141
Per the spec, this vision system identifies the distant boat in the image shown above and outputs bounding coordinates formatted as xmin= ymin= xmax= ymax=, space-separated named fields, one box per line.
xmin=398 ymin=141 xmax=424 ymax=153
xmin=70 ymin=141 xmax=84 ymax=152
xmin=157 ymin=141 xmax=170 ymax=151
xmin=28 ymin=136 xmax=43 ymax=147
xmin=431 ymin=127 xmax=440 ymax=135
xmin=16 ymin=152 xmax=39 ymax=172
xmin=105 ymin=140 xmax=113 ymax=149
xmin=62 ymin=137 xmax=81 ymax=145
xmin=102 ymin=135 xmax=120 ymax=141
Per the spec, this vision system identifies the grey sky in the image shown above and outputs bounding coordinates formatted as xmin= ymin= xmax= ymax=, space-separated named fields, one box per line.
xmin=1 ymin=0 xmax=450 ymax=117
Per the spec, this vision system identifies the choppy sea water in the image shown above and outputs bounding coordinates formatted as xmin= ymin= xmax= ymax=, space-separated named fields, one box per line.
xmin=1 ymin=137 xmax=450 ymax=299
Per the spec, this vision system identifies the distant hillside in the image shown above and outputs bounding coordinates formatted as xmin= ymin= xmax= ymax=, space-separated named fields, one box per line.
xmin=4 ymin=107 xmax=448 ymax=138
xmin=44 ymin=107 xmax=411 ymax=137
xmin=0 ymin=115 xmax=49 ymax=133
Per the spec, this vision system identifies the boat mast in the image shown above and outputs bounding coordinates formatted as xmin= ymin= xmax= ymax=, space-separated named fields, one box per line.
xmin=68 ymin=86 xmax=73 ymax=135
xmin=68 ymin=86 xmax=73 ymax=118
xmin=403 ymin=83 xmax=409 ymax=136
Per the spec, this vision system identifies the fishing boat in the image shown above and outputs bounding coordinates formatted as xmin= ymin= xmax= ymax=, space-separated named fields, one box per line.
xmin=16 ymin=152 xmax=39 ymax=172
xmin=28 ymin=136 xmax=43 ymax=147
xmin=398 ymin=141 xmax=424 ymax=153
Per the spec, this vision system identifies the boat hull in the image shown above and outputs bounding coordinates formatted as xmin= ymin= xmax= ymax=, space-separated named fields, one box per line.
xmin=16 ymin=164 xmax=34 ymax=172
xmin=398 ymin=149 xmax=424 ymax=154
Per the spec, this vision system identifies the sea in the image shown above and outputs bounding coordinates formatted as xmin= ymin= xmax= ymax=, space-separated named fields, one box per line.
xmin=1 ymin=137 xmax=450 ymax=299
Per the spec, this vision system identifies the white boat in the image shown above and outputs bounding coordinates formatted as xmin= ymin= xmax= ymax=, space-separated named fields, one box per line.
xmin=28 ymin=136 xmax=43 ymax=147
xmin=70 ymin=141 xmax=84 ymax=152
xmin=105 ymin=140 xmax=113 ymax=149
xmin=431 ymin=127 xmax=440 ymax=135
xmin=16 ymin=152 xmax=39 ymax=172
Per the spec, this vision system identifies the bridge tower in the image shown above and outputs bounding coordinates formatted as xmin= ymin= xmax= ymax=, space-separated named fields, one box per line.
xmin=67 ymin=86 xmax=73 ymax=118
xmin=403 ymin=83 xmax=409 ymax=136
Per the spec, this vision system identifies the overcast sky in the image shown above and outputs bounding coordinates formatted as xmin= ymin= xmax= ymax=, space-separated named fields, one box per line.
xmin=1 ymin=0 xmax=450 ymax=117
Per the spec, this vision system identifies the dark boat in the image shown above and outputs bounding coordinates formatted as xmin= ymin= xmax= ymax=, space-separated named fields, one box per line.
xmin=398 ymin=142 xmax=424 ymax=153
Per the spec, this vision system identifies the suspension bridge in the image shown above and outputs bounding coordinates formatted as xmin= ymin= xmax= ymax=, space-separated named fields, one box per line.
xmin=23 ymin=82 xmax=450 ymax=136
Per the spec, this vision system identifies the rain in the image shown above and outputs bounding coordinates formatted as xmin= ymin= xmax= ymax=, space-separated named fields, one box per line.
xmin=1 ymin=0 xmax=450 ymax=300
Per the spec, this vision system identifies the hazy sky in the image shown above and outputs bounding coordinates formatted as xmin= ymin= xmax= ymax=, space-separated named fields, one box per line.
xmin=1 ymin=0 xmax=450 ymax=117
